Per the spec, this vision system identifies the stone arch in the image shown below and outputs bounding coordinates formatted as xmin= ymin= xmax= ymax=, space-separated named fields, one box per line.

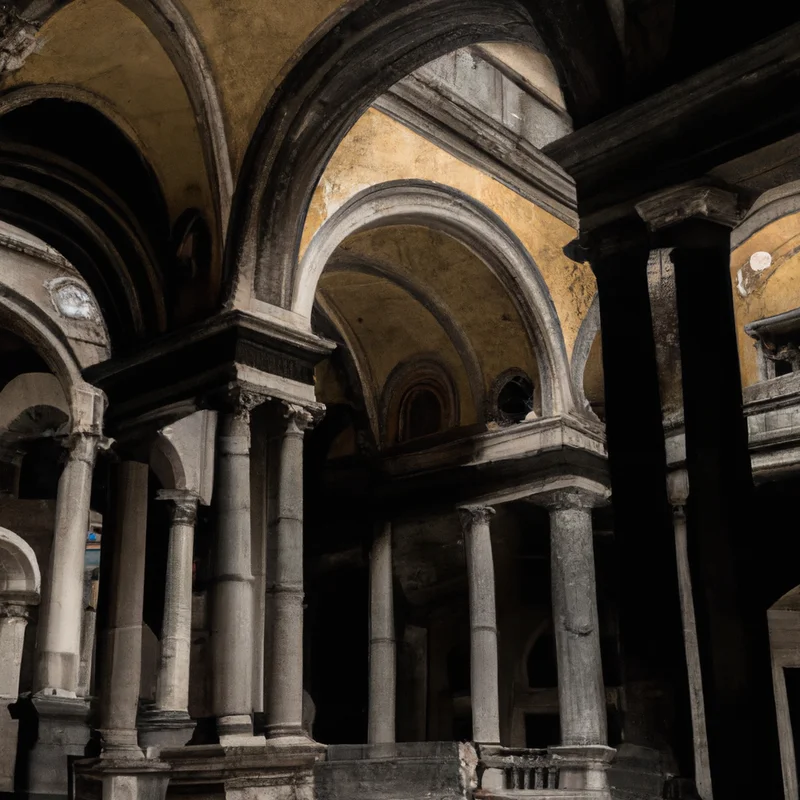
xmin=11 ymin=0 xmax=232 ymax=238
xmin=297 ymin=181 xmax=574 ymax=416
xmin=224 ymin=0 xmax=553 ymax=309
xmin=732 ymin=180 xmax=800 ymax=249
xmin=0 ymin=289 xmax=105 ymax=435
xmin=150 ymin=434 xmax=186 ymax=492
xmin=570 ymin=292 xmax=601 ymax=420
xmin=0 ymin=526 xmax=41 ymax=601
xmin=0 ymin=373 xmax=70 ymax=434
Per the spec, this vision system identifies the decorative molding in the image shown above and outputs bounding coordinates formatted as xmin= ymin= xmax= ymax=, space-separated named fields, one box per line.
xmin=0 ymin=6 xmax=39 ymax=75
xmin=373 ymin=73 xmax=577 ymax=227
xmin=635 ymin=184 xmax=744 ymax=231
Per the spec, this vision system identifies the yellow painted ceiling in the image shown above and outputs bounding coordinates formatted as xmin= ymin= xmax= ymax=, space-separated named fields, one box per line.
xmin=338 ymin=225 xmax=539 ymax=392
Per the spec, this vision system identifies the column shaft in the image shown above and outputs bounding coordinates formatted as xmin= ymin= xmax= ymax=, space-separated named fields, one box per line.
xmin=155 ymin=493 xmax=198 ymax=712
xmin=212 ymin=408 xmax=255 ymax=737
xmin=98 ymin=461 xmax=149 ymax=754
xmin=673 ymin=505 xmax=713 ymax=799
xmin=459 ymin=506 xmax=500 ymax=745
xmin=549 ymin=503 xmax=606 ymax=746
xmin=265 ymin=405 xmax=310 ymax=739
xmin=35 ymin=434 xmax=98 ymax=695
xmin=368 ymin=521 xmax=395 ymax=744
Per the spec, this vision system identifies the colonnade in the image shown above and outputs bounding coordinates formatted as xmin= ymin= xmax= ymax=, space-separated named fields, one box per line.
xmin=367 ymin=488 xmax=614 ymax=788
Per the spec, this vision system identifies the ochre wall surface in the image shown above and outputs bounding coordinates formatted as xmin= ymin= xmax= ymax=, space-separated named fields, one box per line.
xmin=731 ymin=211 xmax=800 ymax=387
xmin=302 ymin=108 xmax=596 ymax=358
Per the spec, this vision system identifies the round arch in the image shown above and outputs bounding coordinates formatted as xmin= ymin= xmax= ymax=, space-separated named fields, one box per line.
xmin=297 ymin=181 xmax=574 ymax=416
xmin=732 ymin=179 xmax=800 ymax=249
xmin=0 ymin=526 xmax=41 ymax=600
xmin=570 ymin=292 xmax=601 ymax=420
xmin=224 ymin=0 xmax=549 ymax=310
xmin=0 ymin=373 xmax=70 ymax=433
xmin=10 ymin=0 xmax=232 ymax=236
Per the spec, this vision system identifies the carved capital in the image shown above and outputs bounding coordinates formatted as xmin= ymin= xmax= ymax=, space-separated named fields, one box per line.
xmin=231 ymin=388 xmax=267 ymax=421
xmin=281 ymin=401 xmax=324 ymax=434
xmin=157 ymin=489 xmax=199 ymax=526
xmin=533 ymin=486 xmax=607 ymax=511
xmin=62 ymin=430 xmax=112 ymax=464
xmin=0 ymin=602 xmax=30 ymax=621
xmin=458 ymin=505 xmax=495 ymax=531
xmin=666 ymin=467 xmax=690 ymax=508
xmin=0 ymin=6 xmax=39 ymax=75
xmin=635 ymin=184 xmax=744 ymax=231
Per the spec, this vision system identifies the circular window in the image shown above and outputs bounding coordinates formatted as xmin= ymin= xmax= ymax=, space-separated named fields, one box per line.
xmin=490 ymin=370 xmax=535 ymax=424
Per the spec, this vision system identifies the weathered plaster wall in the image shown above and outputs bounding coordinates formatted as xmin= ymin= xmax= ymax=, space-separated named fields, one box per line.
xmin=302 ymin=108 xmax=595 ymax=357
xmin=182 ymin=0 xmax=344 ymax=169
xmin=8 ymin=0 xmax=213 ymax=227
xmin=338 ymin=226 xmax=539 ymax=393
xmin=731 ymin=211 xmax=800 ymax=387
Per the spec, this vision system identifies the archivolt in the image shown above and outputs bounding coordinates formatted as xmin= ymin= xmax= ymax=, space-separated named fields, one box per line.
xmin=13 ymin=0 xmax=232 ymax=237
xmin=570 ymin=292 xmax=601 ymax=419
xmin=297 ymin=180 xmax=575 ymax=416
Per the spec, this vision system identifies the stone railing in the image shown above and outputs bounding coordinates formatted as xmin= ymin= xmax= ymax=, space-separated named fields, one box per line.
xmin=480 ymin=746 xmax=560 ymax=791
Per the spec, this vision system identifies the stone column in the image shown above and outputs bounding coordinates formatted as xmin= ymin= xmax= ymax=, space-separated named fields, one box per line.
xmin=140 ymin=490 xmax=199 ymax=748
xmin=35 ymin=431 xmax=102 ymax=696
xmin=77 ymin=605 xmax=96 ymax=698
xmin=0 ymin=603 xmax=29 ymax=791
xmin=97 ymin=461 xmax=149 ymax=757
xmin=668 ymin=469 xmax=713 ymax=800
xmin=368 ymin=521 xmax=395 ymax=745
xmin=211 ymin=392 xmax=262 ymax=742
xmin=458 ymin=506 xmax=500 ymax=746
xmin=265 ymin=403 xmax=315 ymax=740
xmin=542 ymin=488 xmax=614 ymax=793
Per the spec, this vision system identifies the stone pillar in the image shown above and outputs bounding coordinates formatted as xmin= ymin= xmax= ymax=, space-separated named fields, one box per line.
xmin=458 ymin=506 xmax=500 ymax=746
xmin=211 ymin=392 xmax=262 ymax=742
xmin=0 ymin=603 xmax=29 ymax=791
xmin=667 ymin=469 xmax=713 ymax=800
xmin=368 ymin=521 xmax=395 ymax=745
xmin=95 ymin=461 xmax=149 ymax=758
xmin=542 ymin=488 xmax=614 ymax=793
xmin=140 ymin=491 xmax=199 ymax=748
xmin=77 ymin=605 xmax=96 ymax=698
xmin=35 ymin=431 xmax=102 ymax=695
xmin=265 ymin=403 xmax=315 ymax=741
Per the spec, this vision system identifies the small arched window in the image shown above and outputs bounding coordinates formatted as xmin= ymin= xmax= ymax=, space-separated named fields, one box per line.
xmin=399 ymin=385 xmax=443 ymax=442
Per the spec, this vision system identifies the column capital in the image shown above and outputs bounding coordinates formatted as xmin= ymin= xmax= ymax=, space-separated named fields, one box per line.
xmin=457 ymin=505 xmax=495 ymax=530
xmin=62 ymin=430 xmax=113 ymax=460
xmin=0 ymin=601 xmax=31 ymax=621
xmin=667 ymin=467 xmax=690 ymax=512
xmin=635 ymin=183 xmax=746 ymax=232
xmin=156 ymin=489 xmax=200 ymax=525
xmin=532 ymin=486 xmax=608 ymax=511
xmin=281 ymin=400 xmax=325 ymax=434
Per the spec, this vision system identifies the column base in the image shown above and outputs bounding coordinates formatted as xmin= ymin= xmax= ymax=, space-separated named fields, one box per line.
xmin=74 ymin=756 xmax=171 ymax=800
xmin=138 ymin=709 xmax=196 ymax=750
xmin=549 ymin=745 xmax=616 ymax=795
xmin=10 ymin=694 xmax=90 ymax=799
